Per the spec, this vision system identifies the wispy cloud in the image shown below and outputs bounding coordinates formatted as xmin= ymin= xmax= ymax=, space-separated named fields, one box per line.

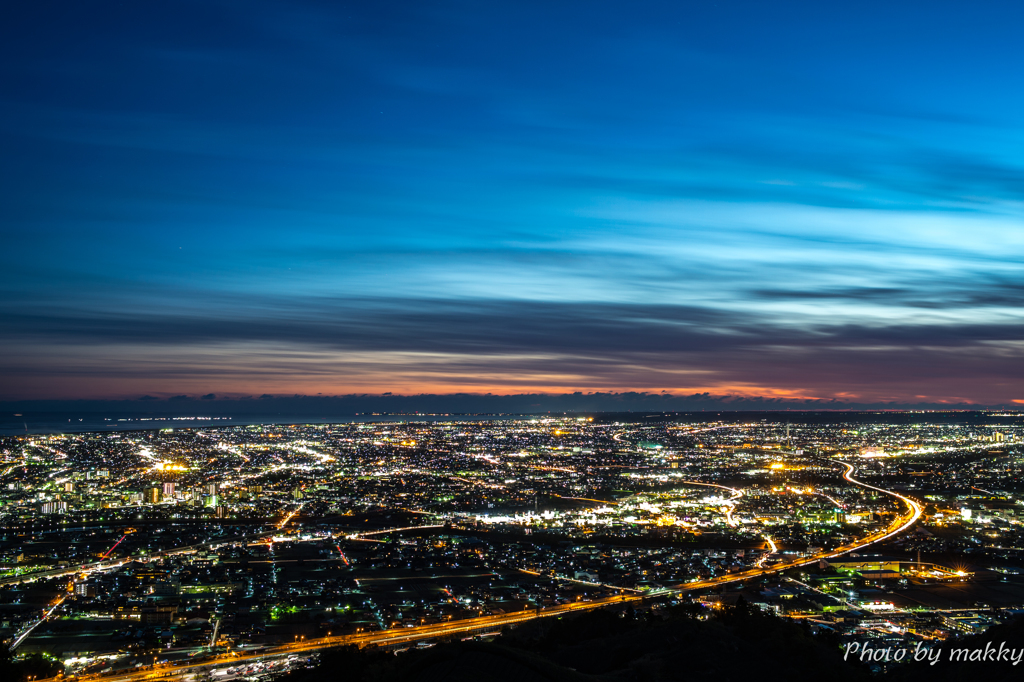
xmin=2 ymin=2 xmax=1024 ymax=404
xmin=2 ymin=294 xmax=1023 ymax=403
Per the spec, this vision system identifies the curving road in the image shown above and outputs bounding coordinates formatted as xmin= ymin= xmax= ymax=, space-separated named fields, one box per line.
xmin=45 ymin=459 xmax=921 ymax=682
xmin=57 ymin=598 xmax=640 ymax=682
xmin=655 ymin=459 xmax=923 ymax=592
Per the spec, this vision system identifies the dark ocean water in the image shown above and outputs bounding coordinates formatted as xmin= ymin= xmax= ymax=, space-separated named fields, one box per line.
xmin=3 ymin=408 xmax=1021 ymax=436
xmin=0 ymin=412 xmax=522 ymax=436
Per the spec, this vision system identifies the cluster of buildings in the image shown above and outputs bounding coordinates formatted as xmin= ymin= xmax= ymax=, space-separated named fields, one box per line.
xmin=0 ymin=414 xmax=1022 ymax=675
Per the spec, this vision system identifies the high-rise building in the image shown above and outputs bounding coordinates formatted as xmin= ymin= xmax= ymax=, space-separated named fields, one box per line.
xmin=145 ymin=487 xmax=162 ymax=504
xmin=162 ymin=481 xmax=176 ymax=498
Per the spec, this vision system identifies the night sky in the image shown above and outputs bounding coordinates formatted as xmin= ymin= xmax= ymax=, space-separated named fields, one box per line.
xmin=2 ymin=1 xmax=1023 ymax=406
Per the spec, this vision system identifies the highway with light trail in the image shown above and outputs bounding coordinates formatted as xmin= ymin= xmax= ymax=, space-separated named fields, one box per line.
xmin=36 ymin=458 xmax=922 ymax=682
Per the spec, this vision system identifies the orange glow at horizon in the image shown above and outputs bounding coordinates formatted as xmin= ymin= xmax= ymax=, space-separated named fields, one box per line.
xmin=4 ymin=340 xmax=1018 ymax=405
xmin=10 ymin=377 xmax=1006 ymax=405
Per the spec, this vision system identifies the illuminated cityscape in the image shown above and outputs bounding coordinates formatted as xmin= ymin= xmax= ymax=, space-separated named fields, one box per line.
xmin=4 ymin=1 xmax=1024 ymax=680
xmin=1 ymin=414 xmax=1023 ymax=679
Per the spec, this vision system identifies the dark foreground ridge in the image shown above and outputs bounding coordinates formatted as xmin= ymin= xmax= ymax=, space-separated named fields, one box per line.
xmin=283 ymin=602 xmax=867 ymax=682
xmin=6 ymin=603 xmax=1024 ymax=682
xmin=280 ymin=602 xmax=1024 ymax=682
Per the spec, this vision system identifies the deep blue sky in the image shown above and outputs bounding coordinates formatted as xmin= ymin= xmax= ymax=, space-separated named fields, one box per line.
xmin=2 ymin=1 xmax=1023 ymax=405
